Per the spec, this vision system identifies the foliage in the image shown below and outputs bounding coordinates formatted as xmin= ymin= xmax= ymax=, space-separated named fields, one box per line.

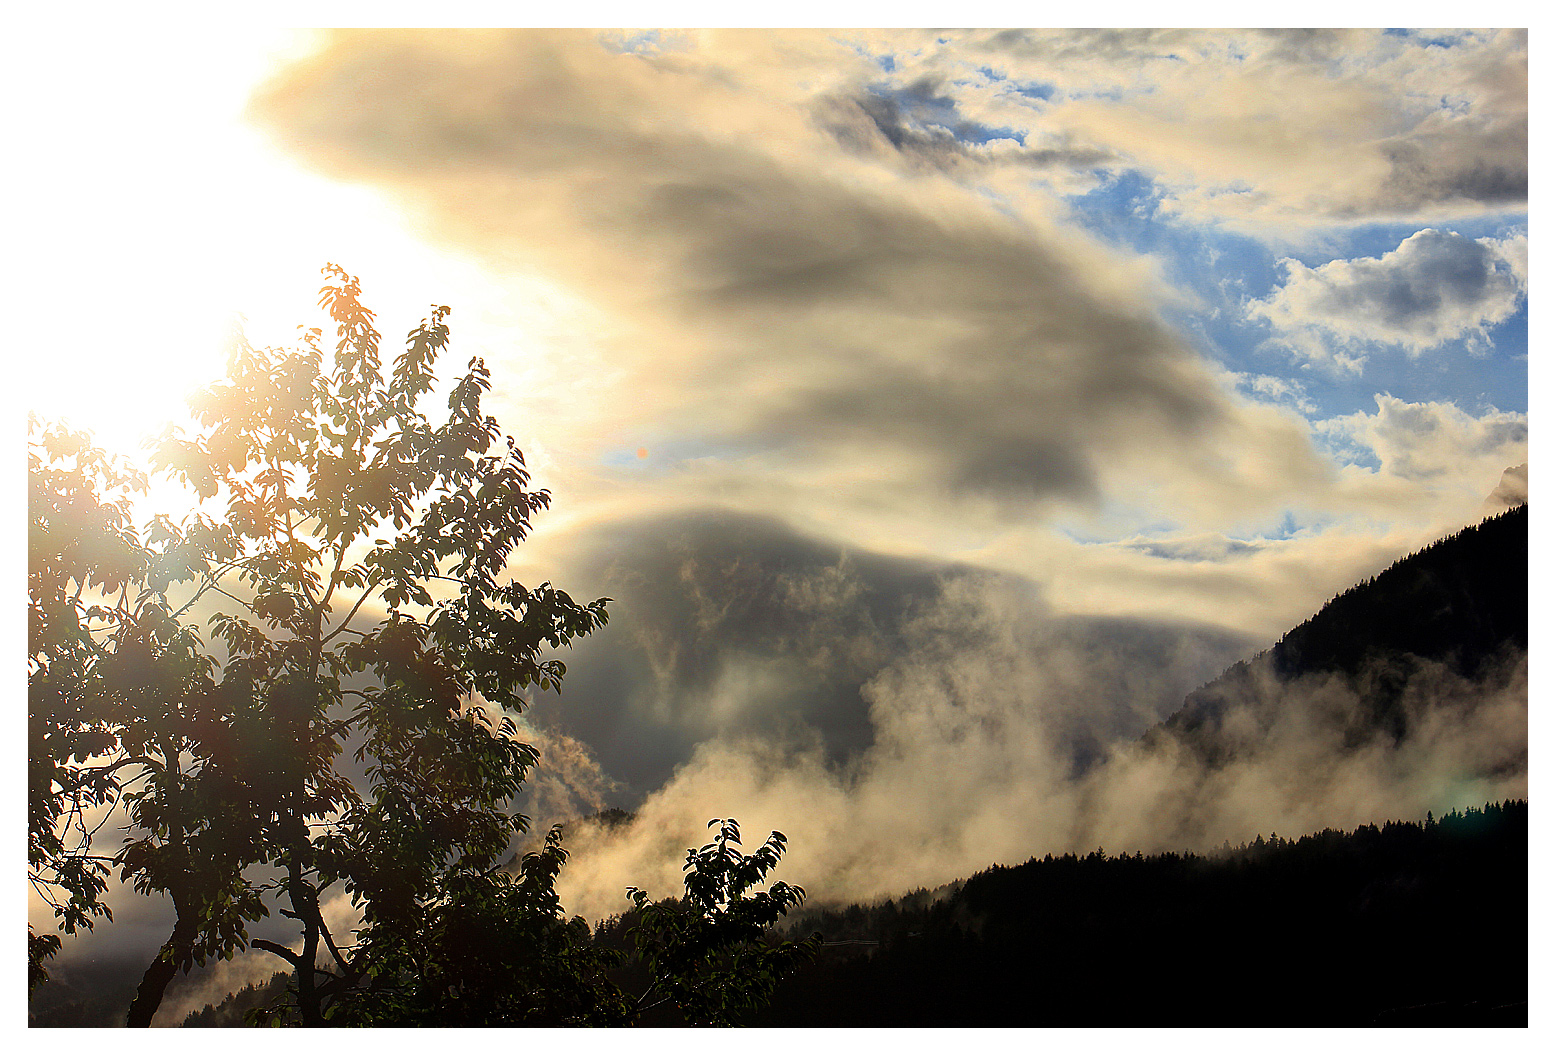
xmin=27 ymin=266 xmax=812 ymax=1026
xmin=252 ymin=823 xmax=626 ymax=1026
xmin=28 ymin=420 xmax=155 ymax=989
xmin=622 ymin=820 xmax=820 ymax=1026
xmin=281 ymin=819 xmax=820 ymax=1027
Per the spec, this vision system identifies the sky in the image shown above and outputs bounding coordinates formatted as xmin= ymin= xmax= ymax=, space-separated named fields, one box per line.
xmin=14 ymin=14 xmax=1538 ymax=1026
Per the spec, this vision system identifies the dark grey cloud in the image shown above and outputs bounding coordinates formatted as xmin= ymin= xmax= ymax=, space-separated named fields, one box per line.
xmin=978 ymin=27 xmax=1199 ymax=65
xmin=815 ymin=85 xmax=1114 ymax=177
xmin=1376 ymin=132 xmax=1527 ymax=215
xmin=1251 ymin=27 xmax=1359 ymax=63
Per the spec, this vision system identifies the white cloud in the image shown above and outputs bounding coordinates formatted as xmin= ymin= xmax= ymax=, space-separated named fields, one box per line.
xmin=1248 ymin=229 xmax=1527 ymax=365
xmin=1318 ymin=394 xmax=1528 ymax=487
xmin=1220 ymin=369 xmax=1318 ymax=415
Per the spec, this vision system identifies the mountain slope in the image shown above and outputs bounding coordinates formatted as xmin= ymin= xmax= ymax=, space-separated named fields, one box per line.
xmin=1159 ymin=504 xmax=1526 ymax=760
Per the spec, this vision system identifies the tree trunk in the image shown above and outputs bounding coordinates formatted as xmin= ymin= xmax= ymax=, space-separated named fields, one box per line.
xmin=290 ymin=852 xmax=325 ymax=1026
xmin=126 ymin=906 xmax=198 ymax=1027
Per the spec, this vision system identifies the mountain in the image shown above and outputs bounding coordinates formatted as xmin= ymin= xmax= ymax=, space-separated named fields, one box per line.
xmin=741 ymin=506 xmax=1529 ymax=1025
xmin=1156 ymin=503 xmax=1526 ymax=762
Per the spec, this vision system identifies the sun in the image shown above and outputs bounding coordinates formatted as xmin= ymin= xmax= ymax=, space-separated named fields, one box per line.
xmin=17 ymin=28 xmax=497 ymax=462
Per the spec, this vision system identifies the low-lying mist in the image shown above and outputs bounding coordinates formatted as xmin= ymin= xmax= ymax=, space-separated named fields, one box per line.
xmin=549 ymin=570 xmax=1526 ymax=926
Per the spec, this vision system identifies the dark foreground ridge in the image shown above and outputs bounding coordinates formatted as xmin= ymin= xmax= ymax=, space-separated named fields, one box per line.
xmin=757 ymin=801 xmax=1526 ymax=1026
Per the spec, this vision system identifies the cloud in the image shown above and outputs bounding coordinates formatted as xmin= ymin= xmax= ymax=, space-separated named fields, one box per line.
xmin=813 ymin=78 xmax=1115 ymax=179
xmin=809 ymin=27 xmax=1525 ymax=238
xmin=1248 ymin=229 xmax=1527 ymax=364
xmin=551 ymin=569 xmax=1263 ymax=922
xmin=249 ymin=28 xmax=1336 ymax=545
xmin=151 ymin=948 xmax=285 ymax=1026
xmin=992 ymin=522 xmax=1429 ymax=645
xmin=1073 ymin=650 xmax=1526 ymax=854
xmin=1318 ymin=394 xmax=1528 ymax=489
xmin=1220 ymin=370 xmax=1319 ymax=415
xmin=1483 ymin=463 xmax=1528 ymax=514
xmin=894 ymin=28 xmax=1527 ymax=231
xmin=526 ymin=509 xmax=1257 ymax=798
xmin=511 ymin=719 xmax=623 ymax=832
xmin=1117 ymin=533 xmax=1267 ymax=563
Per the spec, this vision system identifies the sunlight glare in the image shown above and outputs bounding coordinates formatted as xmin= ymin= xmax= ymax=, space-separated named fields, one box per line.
xmin=21 ymin=27 xmax=573 ymax=469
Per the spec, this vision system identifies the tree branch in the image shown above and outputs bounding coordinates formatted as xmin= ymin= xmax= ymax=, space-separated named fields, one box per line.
xmin=171 ymin=554 xmax=262 ymax=619
xmin=318 ymin=535 xmax=351 ymax=614
xmin=321 ymin=578 xmax=383 ymax=646
xmin=51 ymin=755 xmax=157 ymax=796
xmin=251 ymin=939 xmax=302 ymax=968
xmin=317 ymin=913 xmax=355 ymax=977
xmin=197 ymin=582 xmax=259 ymax=618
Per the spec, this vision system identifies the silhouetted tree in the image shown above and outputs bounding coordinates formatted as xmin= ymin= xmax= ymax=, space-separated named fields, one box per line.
xmin=28 ymin=421 xmax=127 ymax=988
xmin=28 ymin=266 xmax=812 ymax=1027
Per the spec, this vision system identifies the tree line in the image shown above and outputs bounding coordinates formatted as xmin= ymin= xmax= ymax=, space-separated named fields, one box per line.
xmin=751 ymin=801 xmax=1526 ymax=1026
xmin=47 ymin=801 xmax=1524 ymax=1027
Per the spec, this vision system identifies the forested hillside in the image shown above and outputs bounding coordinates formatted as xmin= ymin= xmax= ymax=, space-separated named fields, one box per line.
xmin=1269 ymin=503 xmax=1526 ymax=678
xmin=1161 ymin=504 xmax=1526 ymax=759
xmin=754 ymin=801 xmax=1526 ymax=1026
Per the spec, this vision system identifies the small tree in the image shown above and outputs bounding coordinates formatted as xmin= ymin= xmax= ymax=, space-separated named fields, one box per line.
xmin=624 ymin=820 xmax=819 ymax=1026
xmin=27 ymin=266 xmax=813 ymax=1026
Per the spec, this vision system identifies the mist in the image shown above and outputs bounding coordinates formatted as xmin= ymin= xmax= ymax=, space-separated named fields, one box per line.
xmin=550 ymin=571 xmax=1526 ymax=926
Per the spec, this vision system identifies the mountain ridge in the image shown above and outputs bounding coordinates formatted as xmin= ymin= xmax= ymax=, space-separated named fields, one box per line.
xmin=1156 ymin=503 xmax=1525 ymax=762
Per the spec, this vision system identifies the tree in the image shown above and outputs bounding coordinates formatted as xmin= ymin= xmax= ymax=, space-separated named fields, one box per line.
xmin=27 ymin=265 xmax=814 ymax=1026
xmin=302 ymin=820 xmax=820 ymax=1027
xmin=623 ymin=820 xmax=817 ymax=1026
